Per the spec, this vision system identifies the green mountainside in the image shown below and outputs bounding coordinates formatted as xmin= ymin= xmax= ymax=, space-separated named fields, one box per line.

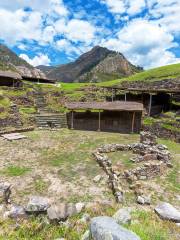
xmin=0 ymin=44 xmax=32 ymax=71
xmin=99 ymin=63 xmax=180 ymax=87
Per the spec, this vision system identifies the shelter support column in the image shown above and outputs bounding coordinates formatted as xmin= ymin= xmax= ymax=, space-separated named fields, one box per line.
xmin=148 ymin=94 xmax=152 ymax=116
xmin=71 ymin=110 xmax=74 ymax=129
xmin=112 ymin=88 xmax=114 ymax=102
xmin=131 ymin=112 xmax=135 ymax=133
xmin=125 ymin=92 xmax=127 ymax=101
xmin=98 ymin=110 xmax=101 ymax=131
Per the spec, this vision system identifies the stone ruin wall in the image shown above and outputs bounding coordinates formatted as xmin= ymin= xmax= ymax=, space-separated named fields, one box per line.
xmin=93 ymin=132 xmax=172 ymax=203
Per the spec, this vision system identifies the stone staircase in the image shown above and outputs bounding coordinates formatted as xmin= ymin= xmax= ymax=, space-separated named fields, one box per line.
xmin=34 ymin=90 xmax=67 ymax=129
xmin=35 ymin=114 xmax=67 ymax=129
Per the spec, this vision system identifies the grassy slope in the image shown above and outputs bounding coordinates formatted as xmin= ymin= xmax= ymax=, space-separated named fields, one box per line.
xmin=99 ymin=62 xmax=180 ymax=87
xmin=57 ymin=63 xmax=180 ymax=90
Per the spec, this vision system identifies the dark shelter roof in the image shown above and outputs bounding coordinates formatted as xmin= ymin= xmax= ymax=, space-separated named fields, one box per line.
xmin=22 ymin=76 xmax=56 ymax=84
xmin=0 ymin=71 xmax=22 ymax=80
xmin=66 ymin=101 xmax=144 ymax=112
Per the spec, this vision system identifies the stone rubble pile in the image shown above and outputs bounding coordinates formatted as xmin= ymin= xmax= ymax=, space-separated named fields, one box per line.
xmin=123 ymin=162 xmax=166 ymax=182
xmin=93 ymin=131 xmax=172 ymax=203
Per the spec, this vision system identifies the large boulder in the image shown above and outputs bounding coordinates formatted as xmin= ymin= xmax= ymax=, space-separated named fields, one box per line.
xmin=25 ymin=196 xmax=50 ymax=213
xmin=47 ymin=203 xmax=77 ymax=222
xmin=90 ymin=216 xmax=141 ymax=240
xmin=155 ymin=202 xmax=180 ymax=222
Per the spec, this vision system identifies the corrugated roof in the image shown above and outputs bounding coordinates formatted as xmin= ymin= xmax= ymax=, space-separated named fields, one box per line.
xmin=66 ymin=101 xmax=144 ymax=111
xmin=0 ymin=71 xmax=22 ymax=80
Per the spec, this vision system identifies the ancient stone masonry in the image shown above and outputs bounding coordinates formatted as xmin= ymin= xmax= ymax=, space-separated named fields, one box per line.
xmin=93 ymin=151 xmax=124 ymax=203
xmin=93 ymin=131 xmax=171 ymax=203
xmin=123 ymin=162 xmax=166 ymax=182
xmin=120 ymin=78 xmax=180 ymax=91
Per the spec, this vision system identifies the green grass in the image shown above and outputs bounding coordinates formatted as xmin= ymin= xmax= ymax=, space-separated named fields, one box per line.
xmin=19 ymin=107 xmax=36 ymax=114
xmin=143 ymin=117 xmax=157 ymax=126
xmin=0 ymin=166 xmax=31 ymax=177
xmin=0 ymin=217 xmax=80 ymax=240
xmin=0 ymin=96 xmax=11 ymax=108
xmin=99 ymin=63 xmax=180 ymax=87
xmin=34 ymin=178 xmax=49 ymax=193
xmin=127 ymin=210 xmax=177 ymax=240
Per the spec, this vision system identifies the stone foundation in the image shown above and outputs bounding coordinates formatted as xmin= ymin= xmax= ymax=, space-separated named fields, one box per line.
xmin=93 ymin=131 xmax=171 ymax=203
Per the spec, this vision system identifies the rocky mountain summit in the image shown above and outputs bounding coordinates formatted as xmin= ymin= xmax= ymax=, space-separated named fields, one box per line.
xmin=46 ymin=46 xmax=142 ymax=82
xmin=0 ymin=44 xmax=46 ymax=79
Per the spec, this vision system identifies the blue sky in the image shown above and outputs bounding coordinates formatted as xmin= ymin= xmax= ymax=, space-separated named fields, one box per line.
xmin=0 ymin=0 xmax=179 ymax=69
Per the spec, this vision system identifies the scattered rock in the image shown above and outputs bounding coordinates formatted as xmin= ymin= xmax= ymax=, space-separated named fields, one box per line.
xmin=155 ymin=202 xmax=180 ymax=222
xmin=0 ymin=182 xmax=11 ymax=204
xmin=137 ymin=196 xmax=145 ymax=205
xmin=93 ymin=175 xmax=102 ymax=183
xmin=25 ymin=196 xmax=50 ymax=213
xmin=75 ymin=202 xmax=85 ymax=213
xmin=137 ymin=196 xmax=151 ymax=205
xmin=47 ymin=203 xmax=77 ymax=222
xmin=90 ymin=216 xmax=141 ymax=240
xmin=5 ymin=205 xmax=27 ymax=219
xmin=113 ymin=208 xmax=132 ymax=225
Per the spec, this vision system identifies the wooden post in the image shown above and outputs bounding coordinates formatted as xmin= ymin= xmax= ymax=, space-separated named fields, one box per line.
xmin=98 ymin=110 xmax=101 ymax=131
xmin=148 ymin=94 xmax=152 ymax=116
xmin=71 ymin=111 xmax=74 ymax=129
xmin=125 ymin=92 xmax=127 ymax=102
xmin=112 ymin=88 xmax=114 ymax=102
xmin=131 ymin=112 xmax=135 ymax=133
xmin=169 ymin=93 xmax=172 ymax=111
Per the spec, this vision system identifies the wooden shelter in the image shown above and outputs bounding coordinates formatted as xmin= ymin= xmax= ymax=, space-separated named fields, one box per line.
xmin=22 ymin=76 xmax=56 ymax=84
xmin=0 ymin=71 xmax=22 ymax=87
xmin=66 ymin=101 xmax=144 ymax=133
xmin=103 ymin=86 xmax=180 ymax=116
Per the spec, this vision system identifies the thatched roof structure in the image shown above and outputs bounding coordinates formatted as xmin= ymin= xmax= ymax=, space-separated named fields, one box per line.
xmin=66 ymin=101 xmax=143 ymax=112
xmin=0 ymin=71 xmax=22 ymax=80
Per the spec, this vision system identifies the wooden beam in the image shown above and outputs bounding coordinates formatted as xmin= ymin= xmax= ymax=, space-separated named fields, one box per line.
xmin=148 ymin=94 xmax=152 ymax=116
xmin=71 ymin=111 xmax=74 ymax=129
xmin=98 ymin=110 xmax=101 ymax=131
xmin=131 ymin=112 xmax=135 ymax=133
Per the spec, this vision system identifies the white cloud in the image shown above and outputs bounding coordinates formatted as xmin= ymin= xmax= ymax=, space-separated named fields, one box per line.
xmin=0 ymin=9 xmax=42 ymax=45
xmin=20 ymin=53 xmax=51 ymax=66
xmin=100 ymin=0 xmax=126 ymax=14
xmin=100 ymin=0 xmax=146 ymax=15
xmin=65 ymin=19 xmax=96 ymax=43
xmin=148 ymin=0 xmax=180 ymax=34
xmin=128 ymin=0 xmax=146 ymax=15
xmin=0 ymin=0 xmax=68 ymax=16
xmin=102 ymin=19 xmax=180 ymax=68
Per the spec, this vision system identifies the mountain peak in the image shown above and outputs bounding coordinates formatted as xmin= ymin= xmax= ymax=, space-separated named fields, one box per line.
xmin=47 ymin=46 xmax=142 ymax=82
